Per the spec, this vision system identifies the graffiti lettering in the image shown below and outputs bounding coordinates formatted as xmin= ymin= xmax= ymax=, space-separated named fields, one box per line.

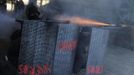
xmin=87 ymin=66 xmax=103 ymax=74
xmin=18 ymin=64 xmax=50 ymax=75
xmin=58 ymin=40 xmax=77 ymax=50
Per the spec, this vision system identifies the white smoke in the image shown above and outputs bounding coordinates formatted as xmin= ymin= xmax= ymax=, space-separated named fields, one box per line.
xmin=0 ymin=13 xmax=21 ymax=40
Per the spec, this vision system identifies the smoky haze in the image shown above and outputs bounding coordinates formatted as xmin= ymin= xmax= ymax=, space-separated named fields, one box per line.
xmin=52 ymin=0 xmax=134 ymax=25
xmin=0 ymin=13 xmax=20 ymax=40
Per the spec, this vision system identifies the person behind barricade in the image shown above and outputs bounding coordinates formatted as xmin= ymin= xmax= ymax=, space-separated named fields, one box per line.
xmin=25 ymin=3 xmax=40 ymax=20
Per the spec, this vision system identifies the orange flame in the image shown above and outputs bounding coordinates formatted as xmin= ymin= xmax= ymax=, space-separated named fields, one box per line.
xmin=54 ymin=15 xmax=110 ymax=26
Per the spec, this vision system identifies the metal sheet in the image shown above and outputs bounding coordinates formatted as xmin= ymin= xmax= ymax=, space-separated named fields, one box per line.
xmin=19 ymin=20 xmax=58 ymax=75
xmin=85 ymin=27 xmax=109 ymax=75
xmin=52 ymin=24 xmax=79 ymax=75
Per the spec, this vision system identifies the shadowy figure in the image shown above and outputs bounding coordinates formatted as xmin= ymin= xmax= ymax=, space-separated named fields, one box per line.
xmin=25 ymin=3 xmax=40 ymax=20
xmin=14 ymin=0 xmax=25 ymax=12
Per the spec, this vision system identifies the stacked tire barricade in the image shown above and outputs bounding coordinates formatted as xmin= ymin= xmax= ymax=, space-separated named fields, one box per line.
xmin=18 ymin=20 xmax=109 ymax=75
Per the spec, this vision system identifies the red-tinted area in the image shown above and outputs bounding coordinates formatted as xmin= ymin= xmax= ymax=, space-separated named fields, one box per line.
xmin=87 ymin=65 xmax=103 ymax=74
xmin=58 ymin=40 xmax=77 ymax=51
xmin=18 ymin=64 xmax=50 ymax=75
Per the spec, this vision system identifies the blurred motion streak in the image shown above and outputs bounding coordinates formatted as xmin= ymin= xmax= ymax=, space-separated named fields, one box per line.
xmin=54 ymin=15 xmax=110 ymax=26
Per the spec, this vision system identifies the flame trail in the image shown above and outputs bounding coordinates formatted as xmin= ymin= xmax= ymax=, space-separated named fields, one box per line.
xmin=54 ymin=15 xmax=110 ymax=26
